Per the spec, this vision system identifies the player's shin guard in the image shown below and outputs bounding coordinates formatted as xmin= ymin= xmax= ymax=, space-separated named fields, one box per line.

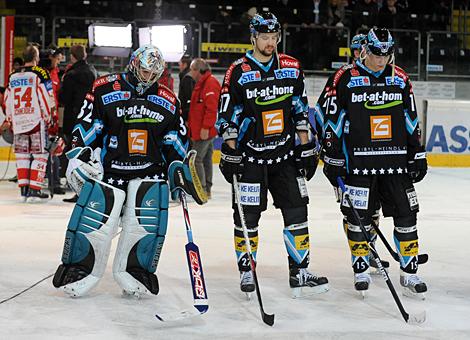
xmin=393 ymin=225 xmax=419 ymax=273
xmin=53 ymin=180 xmax=125 ymax=297
xmin=347 ymin=222 xmax=371 ymax=273
xmin=234 ymin=225 xmax=258 ymax=272
xmin=113 ymin=179 xmax=169 ymax=297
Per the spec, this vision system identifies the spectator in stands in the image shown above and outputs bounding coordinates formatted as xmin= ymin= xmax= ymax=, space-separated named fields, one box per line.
xmin=13 ymin=57 xmax=24 ymax=72
xmin=353 ymin=0 xmax=379 ymax=32
xmin=157 ymin=63 xmax=174 ymax=91
xmin=241 ymin=6 xmax=258 ymax=26
xmin=327 ymin=0 xmax=346 ymax=26
xmin=178 ymin=54 xmax=196 ymax=125
xmin=300 ymin=0 xmax=329 ymax=26
xmin=59 ymin=44 xmax=97 ymax=203
xmin=188 ymin=58 xmax=220 ymax=199
xmin=379 ymin=0 xmax=399 ymax=28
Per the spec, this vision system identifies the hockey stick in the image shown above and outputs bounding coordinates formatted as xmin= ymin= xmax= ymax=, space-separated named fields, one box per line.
xmin=155 ymin=191 xmax=208 ymax=322
xmin=371 ymin=221 xmax=428 ymax=265
xmin=337 ymin=177 xmax=425 ymax=324
xmin=233 ymin=175 xmax=275 ymax=327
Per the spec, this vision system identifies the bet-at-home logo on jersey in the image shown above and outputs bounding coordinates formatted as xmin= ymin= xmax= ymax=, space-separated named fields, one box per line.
xmin=351 ymin=91 xmax=403 ymax=109
xmin=246 ymin=85 xmax=294 ymax=105
xmin=117 ymin=105 xmax=165 ymax=123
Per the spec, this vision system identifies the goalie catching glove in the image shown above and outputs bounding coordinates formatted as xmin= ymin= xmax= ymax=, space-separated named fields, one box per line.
xmin=168 ymin=150 xmax=208 ymax=205
xmin=65 ymin=147 xmax=103 ymax=195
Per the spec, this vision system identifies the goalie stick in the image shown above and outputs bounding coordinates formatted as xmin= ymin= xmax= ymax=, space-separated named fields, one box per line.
xmin=155 ymin=190 xmax=208 ymax=322
xmin=233 ymin=175 xmax=275 ymax=327
xmin=337 ymin=177 xmax=426 ymax=325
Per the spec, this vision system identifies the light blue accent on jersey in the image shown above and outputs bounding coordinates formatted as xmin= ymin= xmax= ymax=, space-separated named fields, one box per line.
xmin=325 ymin=109 xmax=346 ymax=138
xmin=385 ymin=76 xmax=406 ymax=88
xmin=246 ymin=50 xmax=274 ymax=73
xmin=215 ymin=117 xmax=226 ymax=132
xmin=314 ymin=103 xmax=325 ymax=134
xmin=283 ymin=228 xmax=309 ymax=265
xmin=356 ymin=60 xmax=385 ymax=78
xmin=238 ymin=117 xmax=255 ymax=142
xmin=163 ymin=131 xmax=187 ymax=159
xmin=147 ymin=95 xmax=176 ymax=114
xmin=343 ymin=138 xmax=350 ymax=173
xmin=44 ymin=80 xmax=53 ymax=91
xmin=238 ymin=70 xmax=262 ymax=85
xmin=404 ymin=109 xmax=418 ymax=135
xmin=230 ymin=104 xmax=243 ymax=126
xmin=292 ymin=95 xmax=308 ymax=114
xmin=72 ymin=119 xmax=103 ymax=147
xmin=101 ymin=134 xmax=108 ymax=163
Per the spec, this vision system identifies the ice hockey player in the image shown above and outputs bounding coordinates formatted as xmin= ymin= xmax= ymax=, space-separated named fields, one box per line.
xmin=216 ymin=12 xmax=329 ymax=298
xmin=4 ymin=44 xmax=57 ymax=202
xmin=52 ymin=45 xmax=206 ymax=298
xmin=320 ymin=28 xmax=428 ymax=298
xmin=314 ymin=33 xmax=390 ymax=274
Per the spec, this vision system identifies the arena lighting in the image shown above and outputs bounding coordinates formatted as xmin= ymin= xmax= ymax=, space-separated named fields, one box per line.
xmin=139 ymin=25 xmax=186 ymax=62
xmin=89 ymin=23 xmax=133 ymax=48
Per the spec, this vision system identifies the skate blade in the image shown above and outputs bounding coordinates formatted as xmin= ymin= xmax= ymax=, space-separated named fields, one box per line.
xmin=26 ymin=197 xmax=48 ymax=203
xmin=245 ymin=292 xmax=253 ymax=300
xmin=402 ymin=287 xmax=426 ymax=300
xmin=369 ymin=267 xmax=388 ymax=275
xmin=356 ymin=290 xmax=367 ymax=299
xmin=291 ymin=283 xmax=329 ymax=299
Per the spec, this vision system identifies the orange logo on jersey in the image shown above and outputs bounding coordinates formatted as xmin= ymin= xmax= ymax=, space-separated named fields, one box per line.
xmin=370 ymin=115 xmax=392 ymax=140
xmin=262 ymin=109 xmax=284 ymax=135
xmin=128 ymin=129 xmax=148 ymax=154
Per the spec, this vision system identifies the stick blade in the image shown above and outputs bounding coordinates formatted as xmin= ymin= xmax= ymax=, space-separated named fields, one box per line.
xmin=406 ymin=310 xmax=426 ymax=325
xmin=262 ymin=313 xmax=275 ymax=326
xmin=156 ymin=305 xmax=208 ymax=322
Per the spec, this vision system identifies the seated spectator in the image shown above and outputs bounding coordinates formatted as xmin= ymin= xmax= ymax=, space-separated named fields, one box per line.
xmin=327 ymin=0 xmax=346 ymax=26
xmin=353 ymin=0 xmax=379 ymax=32
xmin=379 ymin=0 xmax=399 ymax=28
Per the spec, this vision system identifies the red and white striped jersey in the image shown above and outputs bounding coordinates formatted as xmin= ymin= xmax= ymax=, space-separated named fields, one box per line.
xmin=4 ymin=66 xmax=56 ymax=134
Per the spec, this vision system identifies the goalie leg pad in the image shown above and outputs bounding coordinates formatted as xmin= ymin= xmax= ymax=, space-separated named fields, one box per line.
xmin=113 ymin=179 xmax=169 ymax=297
xmin=53 ymin=179 xmax=125 ymax=297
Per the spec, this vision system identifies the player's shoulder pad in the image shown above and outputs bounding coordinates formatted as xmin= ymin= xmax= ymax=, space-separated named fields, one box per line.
xmin=156 ymin=83 xmax=178 ymax=106
xmin=278 ymin=53 xmax=300 ymax=69
xmin=391 ymin=65 xmax=409 ymax=82
xmin=223 ymin=57 xmax=246 ymax=87
xmin=331 ymin=63 xmax=354 ymax=88
xmin=31 ymin=66 xmax=50 ymax=80
xmin=92 ymin=73 xmax=121 ymax=92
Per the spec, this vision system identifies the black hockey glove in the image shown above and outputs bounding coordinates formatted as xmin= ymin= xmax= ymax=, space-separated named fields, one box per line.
xmin=294 ymin=142 xmax=319 ymax=181
xmin=219 ymin=143 xmax=244 ymax=184
xmin=322 ymin=153 xmax=347 ymax=187
xmin=407 ymin=146 xmax=427 ymax=183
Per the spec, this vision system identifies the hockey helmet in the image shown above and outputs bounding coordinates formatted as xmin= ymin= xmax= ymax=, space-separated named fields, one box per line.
xmin=350 ymin=33 xmax=367 ymax=54
xmin=365 ymin=28 xmax=395 ymax=56
xmin=128 ymin=45 xmax=165 ymax=89
xmin=249 ymin=12 xmax=281 ymax=35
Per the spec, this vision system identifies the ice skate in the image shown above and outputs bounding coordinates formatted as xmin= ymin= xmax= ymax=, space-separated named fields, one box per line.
xmin=400 ymin=271 xmax=427 ymax=300
xmin=289 ymin=268 xmax=329 ymax=298
xmin=240 ymin=270 xmax=255 ymax=299
xmin=354 ymin=272 xmax=371 ymax=298
xmin=26 ymin=188 xmax=49 ymax=203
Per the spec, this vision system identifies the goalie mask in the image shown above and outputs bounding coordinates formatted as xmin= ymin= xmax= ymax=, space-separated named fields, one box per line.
xmin=128 ymin=45 xmax=165 ymax=93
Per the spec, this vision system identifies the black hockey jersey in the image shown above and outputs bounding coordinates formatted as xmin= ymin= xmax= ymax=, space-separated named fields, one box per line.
xmin=320 ymin=61 xmax=423 ymax=174
xmin=216 ymin=51 xmax=310 ymax=163
xmin=70 ymin=72 xmax=188 ymax=179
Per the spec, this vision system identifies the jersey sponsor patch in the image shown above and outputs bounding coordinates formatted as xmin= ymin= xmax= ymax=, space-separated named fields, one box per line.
xmin=246 ymin=85 xmax=294 ymax=105
xmin=342 ymin=185 xmax=369 ymax=210
xmin=241 ymin=63 xmax=251 ymax=72
xmin=237 ymin=182 xmax=261 ymax=206
xmin=85 ymin=93 xmax=94 ymax=101
xmin=117 ymin=105 xmax=165 ymax=123
xmin=44 ymin=80 xmax=53 ymax=91
xmin=385 ymin=76 xmax=406 ymax=89
xmin=158 ymin=88 xmax=176 ymax=105
xmin=262 ymin=109 xmax=284 ymax=135
xmin=347 ymin=76 xmax=371 ymax=88
xmin=296 ymin=176 xmax=308 ymax=198
xmin=234 ymin=235 xmax=258 ymax=252
xmin=147 ymin=95 xmax=176 ymax=114
xmin=280 ymin=58 xmax=299 ymax=69
xmin=102 ymin=91 xmax=131 ymax=105
xmin=113 ymin=81 xmax=121 ymax=91
xmin=351 ymin=91 xmax=403 ymax=109
xmin=348 ymin=240 xmax=369 ymax=257
xmin=406 ymin=188 xmax=419 ymax=211
xmin=128 ymin=129 xmax=148 ymax=155
xmin=10 ymin=77 xmax=32 ymax=87
xmin=238 ymin=70 xmax=261 ymax=85
xmin=370 ymin=115 xmax=392 ymax=140
xmin=274 ymin=68 xmax=300 ymax=80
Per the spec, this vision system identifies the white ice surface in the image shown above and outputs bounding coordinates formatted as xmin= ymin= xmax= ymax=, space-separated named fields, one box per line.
xmin=1 ymin=164 xmax=470 ymax=339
